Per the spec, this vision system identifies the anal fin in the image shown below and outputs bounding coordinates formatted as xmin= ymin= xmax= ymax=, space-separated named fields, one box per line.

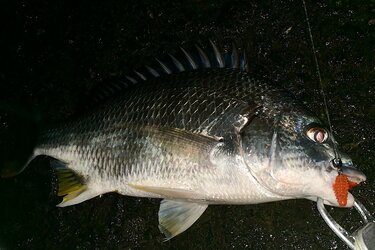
xmin=158 ymin=199 xmax=208 ymax=241
xmin=57 ymin=188 xmax=100 ymax=207
xmin=52 ymin=159 xmax=99 ymax=207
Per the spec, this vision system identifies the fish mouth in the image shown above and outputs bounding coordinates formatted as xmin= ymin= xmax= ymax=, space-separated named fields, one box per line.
xmin=340 ymin=165 xmax=367 ymax=184
xmin=331 ymin=165 xmax=366 ymax=207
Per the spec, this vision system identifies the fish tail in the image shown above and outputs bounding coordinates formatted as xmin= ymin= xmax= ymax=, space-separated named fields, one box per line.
xmin=0 ymin=102 xmax=42 ymax=178
xmin=0 ymin=153 xmax=37 ymax=178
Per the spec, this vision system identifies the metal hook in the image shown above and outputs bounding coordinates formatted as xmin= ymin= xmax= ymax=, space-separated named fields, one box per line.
xmin=317 ymin=198 xmax=375 ymax=249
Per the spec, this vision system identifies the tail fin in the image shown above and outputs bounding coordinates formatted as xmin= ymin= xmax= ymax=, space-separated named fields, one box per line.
xmin=0 ymin=100 xmax=41 ymax=178
xmin=1 ymin=154 xmax=36 ymax=178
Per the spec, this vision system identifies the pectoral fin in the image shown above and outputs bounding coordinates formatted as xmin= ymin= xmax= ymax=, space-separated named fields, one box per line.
xmin=158 ymin=200 xmax=208 ymax=240
xmin=128 ymin=183 xmax=204 ymax=200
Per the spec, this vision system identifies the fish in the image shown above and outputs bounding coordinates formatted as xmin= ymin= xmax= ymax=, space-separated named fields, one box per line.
xmin=1 ymin=42 xmax=367 ymax=240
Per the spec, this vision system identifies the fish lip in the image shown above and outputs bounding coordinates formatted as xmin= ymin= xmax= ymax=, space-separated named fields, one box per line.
xmin=317 ymin=164 xmax=358 ymax=208
xmin=320 ymin=192 xmax=355 ymax=207
xmin=322 ymin=165 xmax=365 ymax=208
xmin=340 ymin=165 xmax=367 ymax=184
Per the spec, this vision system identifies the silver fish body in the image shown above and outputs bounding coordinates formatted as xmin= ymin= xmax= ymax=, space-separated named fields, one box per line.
xmin=36 ymin=69 xmax=296 ymax=204
xmin=7 ymin=45 xmax=366 ymax=239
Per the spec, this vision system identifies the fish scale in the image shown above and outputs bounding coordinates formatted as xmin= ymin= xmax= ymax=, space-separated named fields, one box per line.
xmin=5 ymin=44 xmax=366 ymax=240
xmin=37 ymin=69 xmax=286 ymax=192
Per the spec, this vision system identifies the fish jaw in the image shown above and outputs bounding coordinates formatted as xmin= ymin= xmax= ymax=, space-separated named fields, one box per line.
xmin=306 ymin=164 xmax=366 ymax=208
xmin=331 ymin=166 xmax=366 ymax=207
xmin=310 ymin=193 xmax=355 ymax=208
xmin=264 ymin=161 xmax=361 ymax=208
xmin=304 ymin=169 xmax=354 ymax=207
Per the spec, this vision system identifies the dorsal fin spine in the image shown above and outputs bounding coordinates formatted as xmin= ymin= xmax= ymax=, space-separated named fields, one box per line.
xmin=90 ymin=42 xmax=249 ymax=107
xmin=195 ymin=45 xmax=211 ymax=68
xmin=180 ymin=47 xmax=198 ymax=70
xmin=169 ymin=54 xmax=185 ymax=72
xmin=241 ymin=51 xmax=248 ymax=71
xmin=125 ymin=75 xmax=137 ymax=84
xmin=134 ymin=70 xmax=147 ymax=81
xmin=210 ymin=40 xmax=224 ymax=68
xmin=146 ymin=66 xmax=160 ymax=77
xmin=156 ymin=58 xmax=172 ymax=74
xmin=231 ymin=44 xmax=239 ymax=69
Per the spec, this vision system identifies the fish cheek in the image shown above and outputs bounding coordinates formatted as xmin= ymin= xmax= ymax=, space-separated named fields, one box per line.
xmin=268 ymin=137 xmax=325 ymax=189
xmin=300 ymin=138 xmax=332 ymax=165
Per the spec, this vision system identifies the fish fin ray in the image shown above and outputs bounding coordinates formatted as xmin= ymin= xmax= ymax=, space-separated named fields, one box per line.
xmin=125 ymin=75 xmax=137 ymax=84
xmin=241 ymin=50 xmax=248 ymax=71
xmin=128 ymin=184 xmax=204 ymax=199
xmin=156 ymin=58 xmax=172 ymax=74
xmin=158 ymin=200 xmax=208 ymax=240
xmin=57 ymin=188 xmax=101 ymax=207
xmin=180 ymin=47 xmax=198 ymax=69
xmin=210 ymin=40 xmax=224 ymax=68
xmin=145 ymin=65 xmax=160 ymax=77
xmin=154 ymin=127 xmax=221 ymax=146
xmin=195 ymin=44 xmax=211 ymax=68
xmin=169 ymin=54 xmax=185 ymax=72
xmin=231 ymin=43 xmax=239 ymax=68
xmin=144 ymin=126 xmax=222 ymax=159
xmin=83 ymin=41 xmax=249 ymax=111
xmin=51 ymin=159 xmax=98 ymax=207
xmin=134 ymin=70 xmax=147 ymax=81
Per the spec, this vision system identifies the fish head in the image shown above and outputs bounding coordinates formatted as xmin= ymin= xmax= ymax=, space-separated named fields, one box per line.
xmin=241 ymin=113 xmax=366 ymax=207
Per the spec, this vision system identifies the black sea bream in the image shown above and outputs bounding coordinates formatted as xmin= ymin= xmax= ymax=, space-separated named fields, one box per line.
xmin=3 ymin=43 xmax=366 ymax=239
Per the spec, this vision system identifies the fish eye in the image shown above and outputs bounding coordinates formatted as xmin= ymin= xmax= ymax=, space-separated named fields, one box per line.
xmin=306 ymin=127 xmax=328 ymax=143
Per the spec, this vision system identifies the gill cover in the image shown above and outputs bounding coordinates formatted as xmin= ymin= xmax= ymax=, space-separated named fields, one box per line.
xmin=241 ymin=115 xmax=290 ymax=196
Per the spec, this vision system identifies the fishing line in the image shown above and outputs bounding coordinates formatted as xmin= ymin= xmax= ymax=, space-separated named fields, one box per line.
xmin=301 ymin=0 xmax=341 ymax=166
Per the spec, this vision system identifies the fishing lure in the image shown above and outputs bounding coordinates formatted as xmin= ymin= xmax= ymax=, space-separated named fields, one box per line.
xmin=332 ymin=174 xmax=359 ymax=207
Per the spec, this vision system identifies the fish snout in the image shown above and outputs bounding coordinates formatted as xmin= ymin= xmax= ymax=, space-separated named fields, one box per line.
xmin=341 ymin=165 xmax=367 ymax=184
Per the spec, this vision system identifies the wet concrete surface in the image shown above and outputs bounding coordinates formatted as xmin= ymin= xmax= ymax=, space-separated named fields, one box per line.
xmin=0 ymin=0 xmax=374 ymax=249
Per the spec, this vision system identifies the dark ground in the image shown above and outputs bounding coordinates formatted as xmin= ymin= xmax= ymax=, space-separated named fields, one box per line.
xmin=0 ymin=0 xmax=374 ymax=249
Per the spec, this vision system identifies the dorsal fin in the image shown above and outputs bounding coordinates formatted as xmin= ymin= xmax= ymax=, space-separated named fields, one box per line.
xmin=210 ymin=40 xmax=225 ymax=68
xmin=86 ymin=41 xmax=249 ymax=108
xmin=122 ymin=40 xmax=249 ymax=87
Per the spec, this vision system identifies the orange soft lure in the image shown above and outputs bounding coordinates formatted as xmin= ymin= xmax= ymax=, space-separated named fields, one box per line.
xmin=332 ymin=174 xmax=359 ymax=207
